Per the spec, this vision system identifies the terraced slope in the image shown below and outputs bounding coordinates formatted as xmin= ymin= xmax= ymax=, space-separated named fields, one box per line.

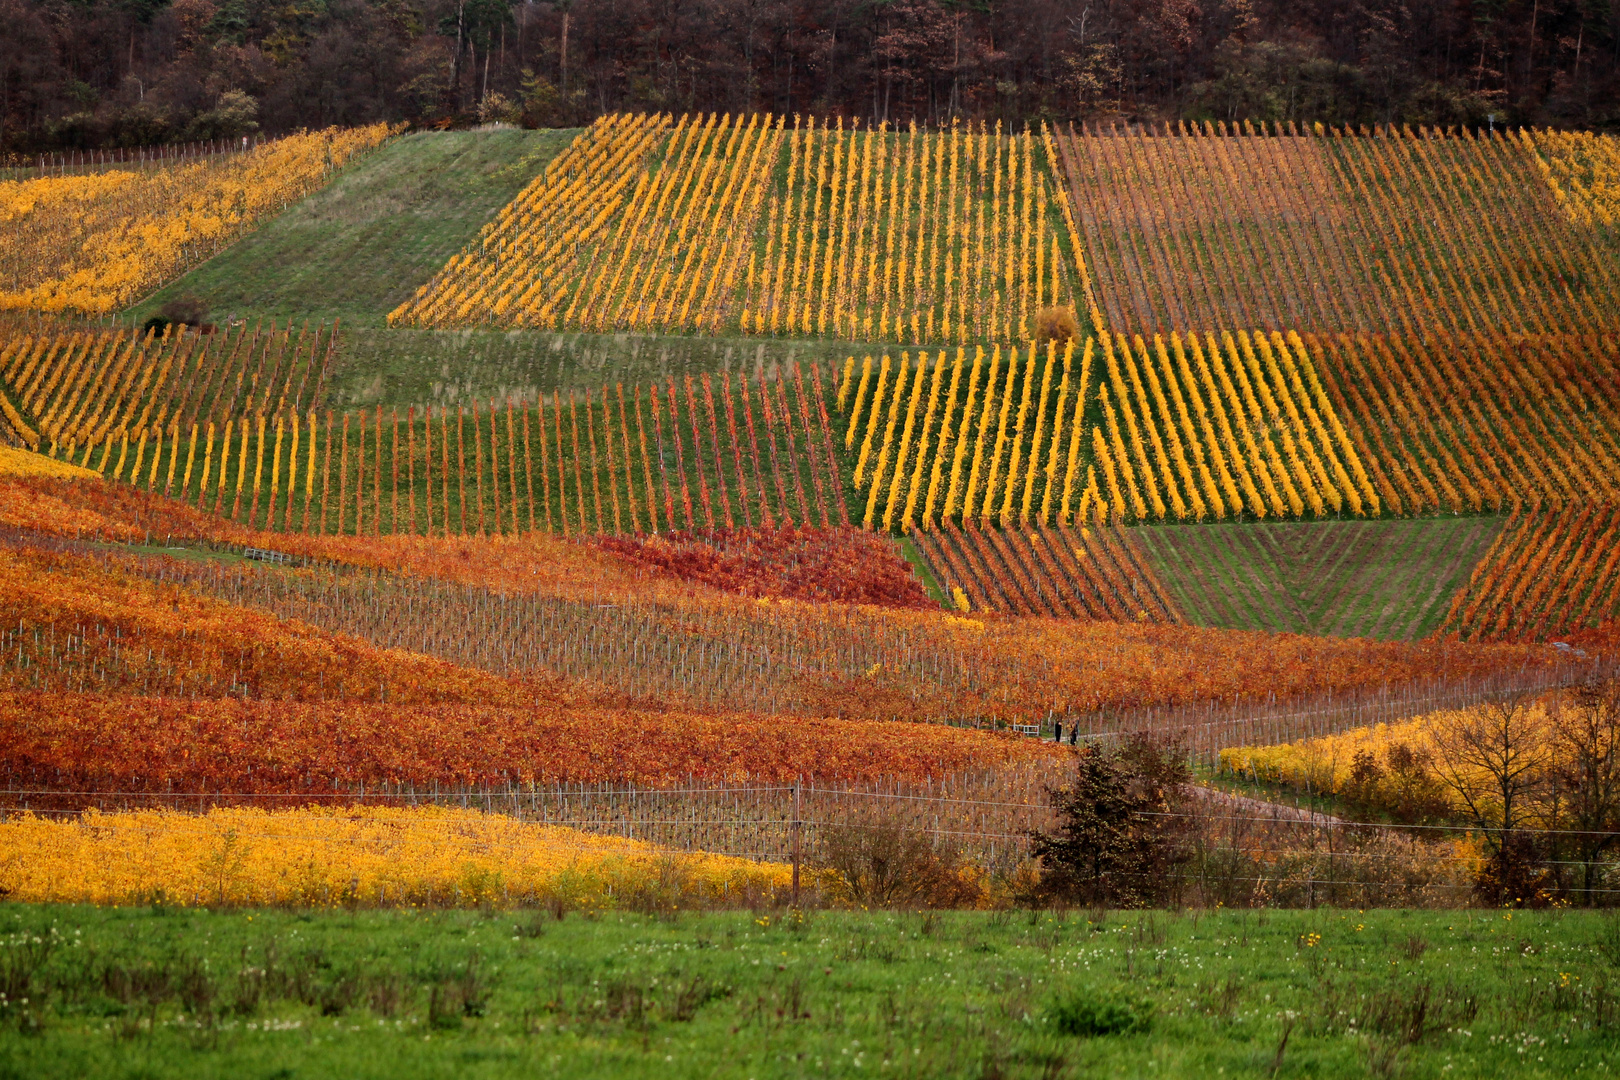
xmin=130 ymin=129 xmax=575 ymax=328
xmin=1134 ymin=517 xmax=1503 ymax=640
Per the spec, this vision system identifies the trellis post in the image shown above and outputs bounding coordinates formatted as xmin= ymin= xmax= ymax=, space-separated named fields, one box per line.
xmin=791 ymin=777 xmax=802 ymax=905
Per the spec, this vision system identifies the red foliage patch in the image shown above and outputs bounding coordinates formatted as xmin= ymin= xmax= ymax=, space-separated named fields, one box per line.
xmin=593 ymin=526 xmax=935 ymax=609
xmin=1556 ymin=619 xmax=1620 ymax=657
xmin=0 ymin=690 xmax=1055 ymax=799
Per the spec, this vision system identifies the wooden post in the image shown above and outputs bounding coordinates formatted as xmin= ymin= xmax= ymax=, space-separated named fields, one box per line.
xmin=791 ymin=777 xmax=802 ymax=906
xmin=407 ymin=407 xmax=417 ymax=536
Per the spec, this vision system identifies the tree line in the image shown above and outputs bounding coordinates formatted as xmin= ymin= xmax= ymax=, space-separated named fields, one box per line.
xmin=2 ymin=0 xmax=1616 ymax=154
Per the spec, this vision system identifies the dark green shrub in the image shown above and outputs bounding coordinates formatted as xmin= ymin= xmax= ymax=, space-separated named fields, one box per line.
xmin=1025 ymin=734 xmax=1193 ymax=908
xmin=1049 ymin=987 xmax=1155 ymax=1036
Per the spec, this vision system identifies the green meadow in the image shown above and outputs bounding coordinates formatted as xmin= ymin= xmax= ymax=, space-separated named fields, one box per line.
xmin=1 ymin=904 xmax=1616 ymax=1079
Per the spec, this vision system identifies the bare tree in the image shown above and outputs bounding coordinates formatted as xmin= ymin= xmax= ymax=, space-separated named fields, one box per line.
xmin=1550 ymin=678 xmax=1620 ymax=904
xmin=1430 ymin=692 xmax=1551 ymax=904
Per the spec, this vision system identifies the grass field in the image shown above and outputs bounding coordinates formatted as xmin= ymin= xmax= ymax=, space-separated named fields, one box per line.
xmin=327 ymin=327 xmax=869 ymax=411
xmin=129 ymin=130 xmax=576 ymax=329
xmin=1134 ymin=517 xmax=1503 ymax=640
xmin=1 ymin=904 xmax=1615 ymax=1079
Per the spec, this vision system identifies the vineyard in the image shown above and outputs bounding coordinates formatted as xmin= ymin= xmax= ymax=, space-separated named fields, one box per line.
xmin=0 ymin=321 xmax=335 ymax=461
xmin=909 ymin=516 xmax=1508 ymax=640
xmin=1054 ymin=122 xmax=1620 ymax=334
xmin=1311 ymin=331 xmax=1620 ymax=513
xmin=1 ymin=116 xmax=1619 ymax=646
xmin=1438 ymin=502 xmax=1620 ymax=644
xmin=1218 ymin=675 xmax=1620 ymax=836
xmin=6 ymin=321 xmax=1620 ymax=638
xmin=3 ymin=112 xmax=1620 ymax=950
xmin=389 ymin=113 xmax=1087 ymax=343
xmin=0 ymin=805 xmax=795 ymax=908
xmin=15 ymin=319 xmax=1585 ymax=574
xmin=837 ymin=332 xmax=1380 ymax=532
xmin=0 ymin=501 xmax=1559 ymax=723
xmin=386 ymin=116 xmax=1620 ymax=348
xmin=1 ymin=324 xmax=845 ymax=536
xmin=0 ymin=125 xmax=392 ymax=315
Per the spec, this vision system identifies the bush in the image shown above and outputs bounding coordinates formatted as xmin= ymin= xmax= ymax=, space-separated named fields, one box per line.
xmin=1034 ymin=306 xmax=1080 ymax=344
xmin=816 ymin=819 xmax=983 ymax=909
xmin=593 ymin=526 xmax=934 ymax=609
xmin=1341 ymin=742 xmax=1452 ymax=824
xmin=1049 ymin=987 xmax=1155 ymax=1036
xmin=143 ymin=294 xmax=211 ymax=336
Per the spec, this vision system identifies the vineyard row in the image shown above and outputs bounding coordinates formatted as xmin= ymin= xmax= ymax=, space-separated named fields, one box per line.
xmin=911 ymin=519 xmax=1180 ymax=623
xmin=0 ymin=321 xmax=334 ymax=459
xmin=0 ymin=135 xmax=273 ymax=183
xmin=390 ymin=112 xmax=1089 ymax=346
xmin=1053 ymin=121 xmax=1620 ymax=336
xmin=26 ymin=363 xmax=848 ymax=538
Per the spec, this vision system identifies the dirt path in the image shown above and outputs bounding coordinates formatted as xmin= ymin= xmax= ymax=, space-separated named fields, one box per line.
xmin=1194 ymin=785 xmax=1346 ymax=825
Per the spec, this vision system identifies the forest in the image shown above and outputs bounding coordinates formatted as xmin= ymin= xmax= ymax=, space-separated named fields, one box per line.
xmin=2 ymin=0 xmax=1616 ymax=154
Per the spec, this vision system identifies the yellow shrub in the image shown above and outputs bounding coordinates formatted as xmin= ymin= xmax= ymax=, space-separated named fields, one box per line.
xmin=1034 ymin=305 xmax=1079 ymax=344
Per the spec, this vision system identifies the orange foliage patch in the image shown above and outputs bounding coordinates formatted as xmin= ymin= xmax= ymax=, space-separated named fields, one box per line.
xmin=0 ymin=541 xmax=598 ymax=707
xmin=1560 ymin=619 xmax=1620 ymax=653
xmin=1 ymin=474 xmax=1559 ymax=722
xmin=1 ymin=474 xmax=226 ymax=544
xmin=0 ymin=477 xmax=144 ymax=541
xmin=0 ymin=474 xmax=703 ymax=604
xmin=0 ymin=690 xmax=1059 ymax=795
xmin=964 ymin=618 xmax=1551 ymax=714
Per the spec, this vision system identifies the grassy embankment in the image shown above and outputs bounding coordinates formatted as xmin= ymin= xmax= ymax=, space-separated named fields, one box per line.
xmin=1134 ymin=517 xmax=1503 ymax=640
xmin=1 ymin=905 xmax=1614 ymax=1079
xmin=330 ymin=328 xmax=870 ymax=413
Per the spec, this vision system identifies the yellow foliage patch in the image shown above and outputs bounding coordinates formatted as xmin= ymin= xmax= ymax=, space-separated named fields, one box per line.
xmin=0 ymin=444 xmax=100 ymax=480
xmin=1219 ymin=700 xmax=1559 ymax=819
xmin=1530 ymin=130 xmax=1620 ymax=227
xmin=0 ymin=805 xmax=792 ymax=908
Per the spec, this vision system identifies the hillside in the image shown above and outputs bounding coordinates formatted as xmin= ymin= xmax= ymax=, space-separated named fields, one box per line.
xmin=129 ymin=129 xmax=575 ymax=329
xmin=2 ymin=113 xmax=1619 ymax=1080
xmin=5 ymin=116 xmax=1619 ymax=642
xmin=7 ymin=8 xmax=1620 ymax=1075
